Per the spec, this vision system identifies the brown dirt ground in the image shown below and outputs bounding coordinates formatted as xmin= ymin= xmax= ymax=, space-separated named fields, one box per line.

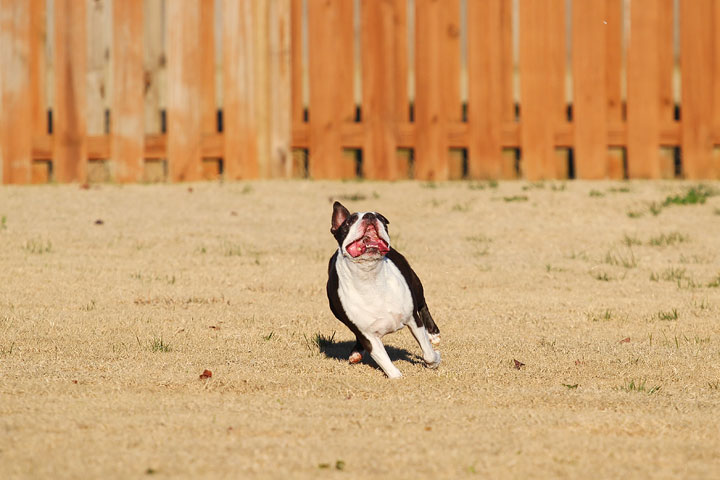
xmin=1 ymin=180 xmax=720 ymax=479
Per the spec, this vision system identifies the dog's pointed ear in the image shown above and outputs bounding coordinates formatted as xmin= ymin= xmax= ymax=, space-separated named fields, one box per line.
xmin=331 ymin=202 xmax=350 ymax=233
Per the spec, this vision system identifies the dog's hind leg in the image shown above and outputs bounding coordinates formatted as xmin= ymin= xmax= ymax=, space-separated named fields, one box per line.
xmin=349 ymin=337 xmax=364 ymax=364
xmin=418 ymin=305 xmax=441 ymax=346
xmin=407 ymin=317 xmax=441 ymax=369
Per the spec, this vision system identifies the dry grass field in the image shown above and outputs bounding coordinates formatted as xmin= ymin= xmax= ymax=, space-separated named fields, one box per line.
xmin=1 ymin=180 xmax=720 ymax=479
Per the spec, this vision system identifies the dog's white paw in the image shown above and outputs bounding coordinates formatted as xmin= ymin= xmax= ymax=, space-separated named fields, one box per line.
xmin=425 ymin=351 xmax=441 ymax=369
xmin=349 ymin=351 xmax=363 ymax=364
xmin=429 ymin=333 xmax=441 ymax=346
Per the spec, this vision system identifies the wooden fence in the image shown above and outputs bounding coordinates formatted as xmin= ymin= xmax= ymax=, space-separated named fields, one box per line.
xmin=1 ymin=0 xmax=719 ymax=184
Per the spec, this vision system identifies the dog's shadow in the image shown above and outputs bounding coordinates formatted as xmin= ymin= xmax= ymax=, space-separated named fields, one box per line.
xmin=318 ymin=339 xmax=425 ymax=368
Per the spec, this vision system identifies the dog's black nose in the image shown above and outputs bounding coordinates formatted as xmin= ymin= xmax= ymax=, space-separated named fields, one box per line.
xmin=362 ymin=212 xmax=376 ymax=222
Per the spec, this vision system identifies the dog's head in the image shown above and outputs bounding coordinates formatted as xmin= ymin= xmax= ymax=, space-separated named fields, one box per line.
xmin=331 ymin=202 xmax=391 ymax=260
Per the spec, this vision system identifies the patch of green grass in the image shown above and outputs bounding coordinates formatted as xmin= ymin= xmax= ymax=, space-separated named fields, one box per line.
xmin=707 ymin=274 xmax=720 ymax=288
xmin=650 ymin=272 xmax=659 ymax=282
xmin=567 ymin=250 xmax=589 ymax=261
xmin=622 ymin=234 xmax=641 ymax=247
xmin=603 ymin=248 xmax=637 ymax=268
xmin=222 ymin=241 xmax=243 ymax=257
xmin=588 ymin=309 xmax=616 ymax=322
xmin=656 ymin=309 xmax=679 ymax=321
xmin=334 ymin=193 xmax=367 ymax=202
xmin=589 ymin=190 xmax=605 ymax=198
xmin=648 ymin=202 xmax=663 ymax=216
xmin=465 ymin=234 xmax=491 ymax=244
xmin=550 ymin=183 xmax=566 ymax=192
xmin=240 ymin=184 xmax=253 ymax=194
xmin=618 ymin=379 xmax=661 ymax=394
xmin=468 ymin=181 xmax=498 ymax=190
xmin=503 ymin=195 xmax=528 ymax=202
xmin=647 ymin=232 xmax=689 ymax=247
xmin=660 ymin=267 xmax=687 ymax=282
xmin=592 ymin=271 xmax=611 ymax=282
xmin=150 ymin=337 xmax=172 ymax=352
xmin=627 ymin=209 xmax=644 ymax=219
xmin=452 ymin=202 xmax=471 ymax=212
xmin=663 ymin=185 xmax=717 ymax=207
xmin=23 ymin=237 xmax=52 ymax=254
xmin=421 ymin=182 xmax=437 ymax=189
xmin=0 ymin=215 xmax=6 ymax=231
xmin=522 ymin=182 xmax=545 ymax=191
xmin=607 ymin=185 xmax=632 ymax=193
xmin=80 ymin=300 xmax=97 ymax=312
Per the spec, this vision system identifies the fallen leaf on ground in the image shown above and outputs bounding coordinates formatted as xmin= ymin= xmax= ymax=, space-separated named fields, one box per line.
xmin=199 ymin=369 xmax=212 ymax=380
xmin=619 ymin=337 xmax=631 ymax=343
xmin=513 ymin=359 xmax=525 ymax=369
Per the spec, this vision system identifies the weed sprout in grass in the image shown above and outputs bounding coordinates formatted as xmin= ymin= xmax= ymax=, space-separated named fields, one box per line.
xmin=656 ymin=309 xmax=679 ymax=321
xmin=619 ymin=379 xmax=661 ymax=394
xmin=0 ymin=215 xmax=6 ymax=230
xmin=663 ymin=185 xmax=717 ymax=206
xmin=647 ymin=232 xmax=688 ymax=247
xmin=589 ymin=190 xmax=605 ymax=198
xmin=150 ymin=337 xmax=172 ymax=352
xmin=24 ymin=237 xmax=52 ymax=254
xmin=503 ymin=195 xmax=528 ymax=202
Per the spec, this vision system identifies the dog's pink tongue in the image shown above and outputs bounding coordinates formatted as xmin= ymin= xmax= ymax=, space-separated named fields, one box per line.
xmin=346 ymin=226 xmax=389 ymax=258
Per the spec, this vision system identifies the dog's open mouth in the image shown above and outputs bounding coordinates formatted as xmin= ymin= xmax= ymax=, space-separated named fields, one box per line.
xmin=346 ymin=224 xmax=389 ymax=258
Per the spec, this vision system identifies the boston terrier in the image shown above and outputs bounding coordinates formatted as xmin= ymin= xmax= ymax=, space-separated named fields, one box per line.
xmin=326 ymin=201 xmax=441 ymax=378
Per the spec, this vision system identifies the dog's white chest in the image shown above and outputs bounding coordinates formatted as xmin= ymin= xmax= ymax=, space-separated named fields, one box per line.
xmin=335 ymin=256 xmax=414 ymax=336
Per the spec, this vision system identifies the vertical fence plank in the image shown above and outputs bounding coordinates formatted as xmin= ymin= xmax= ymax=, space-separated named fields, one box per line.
xmin=87 ymin=0 xmax=111 ymax=136
xmin=500 ymin=0 xmax=514 ymax=123
xmin=361 ymin=0 xmax=398 ymax=180
xmin=680 ymin=0 xmax=714 ymax=179
xmin=200 ymin=0 xmax=216 ymax=136
xmin=393 ymin=0 xmax=409 ymax=123
xmin=254 ymin=0 xmax=271 ymax=177
xmin=658 ymin=0 xmax=675 ymax=123
xmin=519 ymin=0 xmax=565 ymax=180
xmin=715 ymin=2 xmax=720 ymax=178
xmin=111 ymin=0 xmax=144 ymax=182
xmin=54 ymin=0 xmax=87 ymax=182
xmin=572 ymin=0 xmax=607 ymax=179
xmin=291 ymin=0 xmax=304 ymax=125
xmin=268 ymin=0 xmax=292 ymax=178
xmin=0 ymin=0 xmax=33 ymax=184
xmin=605 ymin=0 xmax=623 ymax=179
xmin=143 ymin=0 xmax=165 ymax=135
xmin=29 ymin=0 xmax=46 ymax=137
xmin=167 ymin=0 xmax=202 ymax=181
xmin=626 ymin=0 xmax=661 ymax=178
xmin=224 ymin=0 xmax=258 ymax=179
xmin=467 ymin=0 xmax=503 ymax=179
xmin=307 ymin=0 xmax=355 ymax=178
xmin=414 ymin=0 xmax=448 ymax=180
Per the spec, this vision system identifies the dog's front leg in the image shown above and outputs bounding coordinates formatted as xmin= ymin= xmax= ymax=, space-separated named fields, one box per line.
xmin=366 ymin=336 xmax=402 ymax=379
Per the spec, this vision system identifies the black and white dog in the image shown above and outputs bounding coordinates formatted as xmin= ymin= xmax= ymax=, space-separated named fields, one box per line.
xmin=326 ymin=202 xmax=441 ymax=378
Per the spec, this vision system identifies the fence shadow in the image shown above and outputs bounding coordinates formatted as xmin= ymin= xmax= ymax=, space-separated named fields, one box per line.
xmin=318 ymin=339 xmax=424 ymax=367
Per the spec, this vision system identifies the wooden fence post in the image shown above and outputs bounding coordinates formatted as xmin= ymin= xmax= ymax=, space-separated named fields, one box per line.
xmin=111 ymin=0 xmax=144 ymax=182
xmin=680 ymin=0 xmax=715 ymax=179
xmin=519 ymin=0 xmax=565 ymax=180
xmin=167 ymin=0 xmax=202 ymax=181
xmin=361 ymin=0 xmax=398 ymax=180
xmin=223 ymin=0 xmax=258 ymax=179
xmin=307 ymin=0 xmax=355 ymax=179
xmin=572 ymin=0 xmax=607 ymax=179
xmin=54 ymin=0 xmax=87 ymax=183
xmin=467 ymin=0 xmax=503 ymax=179
xmin=414 ymin=0 xmax=451 ymax=180
xmin=268 ymin=0 xmax=292 ymax=178
xmin=626 ymin=0 xmax=661 ymax=179
xmin=0 ymin=0 xmax=33 ymax=184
